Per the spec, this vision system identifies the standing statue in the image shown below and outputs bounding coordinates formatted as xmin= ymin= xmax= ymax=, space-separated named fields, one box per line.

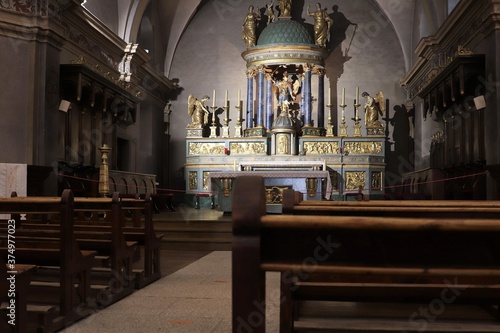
xmin=187 ymin=94 xmax=210 ymax=128
xmin=362 ymin=91 xmax=385 ymax=127
xmin=274 ymin=72 xmax=294 ymax=111
xmin=307 ymin=3 xmax=332 ymax=48
xmin=242 ymin=5 xmax=261 ymax=48
xmin=278 ymin=0 xmax=291 ymax=17
xmin=266 ymin=1 xmax=276 ymax=24
xmin=274 ymin=72 xmax=301 ymax=112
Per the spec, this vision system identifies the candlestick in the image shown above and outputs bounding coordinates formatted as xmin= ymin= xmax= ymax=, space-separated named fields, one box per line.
xmin=339 ymin=101 xmax=348 ymax=137
xmin=212 ymin=90 xmax=216 ymax=107
xmin=342 ymin=87 xmax=345 ymax=106
xmin=354 ymin=99 xmax=357 ymax=119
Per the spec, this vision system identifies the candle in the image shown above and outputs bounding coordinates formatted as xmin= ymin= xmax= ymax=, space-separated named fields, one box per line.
xmin=342 ymin=87 xmax=345 ymax=106
xmin=355 ymin=87 xmax=359 ymax=105
xmin=354 ymin=99 xmax=357 ymax=119
xmin=225 ymin=89 xmax=228 ymax=107
xmin=212 ymin=90 xmax=216 ymax=107
xmin=238 ymin=89 xmax=241 ymax=103
xmin=328 ymin=88 xmax=331 ymax=103
xmin=239 ymin=100 xmax=243 ymax=120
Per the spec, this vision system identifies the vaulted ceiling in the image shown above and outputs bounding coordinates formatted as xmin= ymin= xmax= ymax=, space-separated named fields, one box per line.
xmin=82 ymin=0 xmax=452 ymax=77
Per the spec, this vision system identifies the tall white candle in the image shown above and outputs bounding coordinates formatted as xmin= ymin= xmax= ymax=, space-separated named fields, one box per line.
xmin=225 ymin=89 xmax=228 ymax=107
xmin=212 ymin=90 xmax=216 ymax=107
xmin=238 ymin=89 xmax=241 ymax=102
xmin=342 ymin=87 xmax=345 ymax=105
xmin=354 ymin=99 xmax=357 ymax=119
xmin=328 ymin=88 xmax=331 ymax=103
xmin=355 ymin=87 xmax=359 ymax=105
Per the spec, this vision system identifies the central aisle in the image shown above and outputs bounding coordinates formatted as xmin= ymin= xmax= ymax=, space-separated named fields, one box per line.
xmin=60 ymin=251 xmax=281 ymax=333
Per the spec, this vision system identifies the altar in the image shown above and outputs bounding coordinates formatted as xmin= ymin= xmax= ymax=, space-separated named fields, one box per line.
xmin=184 ymin=135 xmax=386 ymax=209
xmin=183 ymin=4 xmax=387 ymax=210
xmin=209 ymin=170 xmax=331 ymax=213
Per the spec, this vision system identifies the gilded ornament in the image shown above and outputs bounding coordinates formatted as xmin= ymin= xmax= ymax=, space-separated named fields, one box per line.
xmin=303 ymin=141 xmax=338 ymax=155
xmin=188 ymin=171 xmax=198 ymax=190
xmin=203 ymin=171 xmax=210 ymax=190
xmin=343 ymin=141 xmax=382 ymax=155
xmin=229 ymin=142 xmax=266 ymax=155
xmin=265 ymin=186 xmax=291 ymax=204
xmin=188 ymin=142 xmax=226 ymax=155
xmin=345 ymin=171 xmax=365 ymax=191
xmin=371 ymin=171 xmax=382 ymax=191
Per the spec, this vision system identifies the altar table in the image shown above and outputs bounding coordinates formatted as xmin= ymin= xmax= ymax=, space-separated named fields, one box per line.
xmin=209 ymin=170 xmax=331 ymax=213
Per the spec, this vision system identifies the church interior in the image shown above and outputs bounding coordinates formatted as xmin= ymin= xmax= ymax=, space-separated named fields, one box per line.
xmin=1 ymin=0 xmax=500 ymax=332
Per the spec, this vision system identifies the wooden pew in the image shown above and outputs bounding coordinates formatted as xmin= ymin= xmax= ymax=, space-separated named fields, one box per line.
xmin=232 ymin=176 xmax=500 ymax=333
xmin=0 ymin=190 xmax=96 ymax=332
xmin=283 ymin=189 xmax=500 ymax=219
xmin=6 ymin=193 xmax=159 ymax=291
xmin=0 ymin=259 xmax=37 ymax=333
xmin=2 ymin=193 xmax=139 ymax=305
xmin=120 ymin=194 xmax=163 ymax=288
xmin=72 ymin=193 xmax=138 ymax=302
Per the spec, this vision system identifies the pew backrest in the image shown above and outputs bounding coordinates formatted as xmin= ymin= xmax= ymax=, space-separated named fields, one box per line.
xmin=232 ymin=176 xmax=500 ymax=333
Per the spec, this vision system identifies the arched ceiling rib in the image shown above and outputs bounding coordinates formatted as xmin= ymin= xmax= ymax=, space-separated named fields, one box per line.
xmin=162 ymin=0 xmax=202 ymax=77
xmin=85 ymin=0 xmax=447 ymax=79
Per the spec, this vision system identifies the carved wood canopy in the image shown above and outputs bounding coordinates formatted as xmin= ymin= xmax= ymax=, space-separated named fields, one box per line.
xmin=416 ymin=55 xmax=485 ymax=121
xmin=60 ymin=64 xmax=139 ymax=126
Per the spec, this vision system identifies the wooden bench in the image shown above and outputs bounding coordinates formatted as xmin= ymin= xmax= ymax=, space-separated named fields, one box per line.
xmin=0 ymin=259 xmax=37 ymax=333
xmin=283 ymin=189 xmax=500 ymax=219
xmin=232 ymin=176 xmax=500 ymax=333
xmin=0 ymin=190 xmax=96 ymax=332
xmin=1 ymin=193 xmax=140 ymax=306
xmin=72 ymin=193 xmax=138 ymax=302
xmin=8 ymin=193 xmax=161 ymax=290
xmin=120 ymin=194 xmax=163 ymax=288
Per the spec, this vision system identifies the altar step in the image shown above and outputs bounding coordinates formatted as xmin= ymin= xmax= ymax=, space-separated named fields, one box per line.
xmin=153 ymin=217 xmax=233 ymax=251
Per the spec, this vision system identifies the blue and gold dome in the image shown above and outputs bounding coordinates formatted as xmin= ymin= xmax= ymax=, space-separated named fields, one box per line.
xmin=242 ymin=17 xmax=327 ymax=68
xmin=257 ymin=19 xmax=313 ymax=46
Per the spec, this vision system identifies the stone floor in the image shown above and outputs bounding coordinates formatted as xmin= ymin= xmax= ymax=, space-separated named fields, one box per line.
xmin=59 ymin=251 xmax=281 ymax=333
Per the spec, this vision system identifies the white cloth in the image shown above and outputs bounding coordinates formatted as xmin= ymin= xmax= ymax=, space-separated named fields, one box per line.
xmin=0 ymin=163 xmax=27 ymax=219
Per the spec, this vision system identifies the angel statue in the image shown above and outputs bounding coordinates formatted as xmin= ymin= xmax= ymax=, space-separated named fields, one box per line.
xmin=266 ymin=1 xmax=276 ymax=24
xmin=362 ymin=91 xmax=385 ymax=128
xmin=187 ymin=94 xmax=210 ymax=128
xmin=278 ymin=0 xmax=291 ymax=17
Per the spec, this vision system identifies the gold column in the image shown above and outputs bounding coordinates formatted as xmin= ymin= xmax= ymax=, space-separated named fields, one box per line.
xmin=99 ymin=144 xmax=112 ymax=197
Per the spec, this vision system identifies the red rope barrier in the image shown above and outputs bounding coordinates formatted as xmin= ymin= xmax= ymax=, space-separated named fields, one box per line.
xmin=56 ymin=170 xmax=488 ymax=196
